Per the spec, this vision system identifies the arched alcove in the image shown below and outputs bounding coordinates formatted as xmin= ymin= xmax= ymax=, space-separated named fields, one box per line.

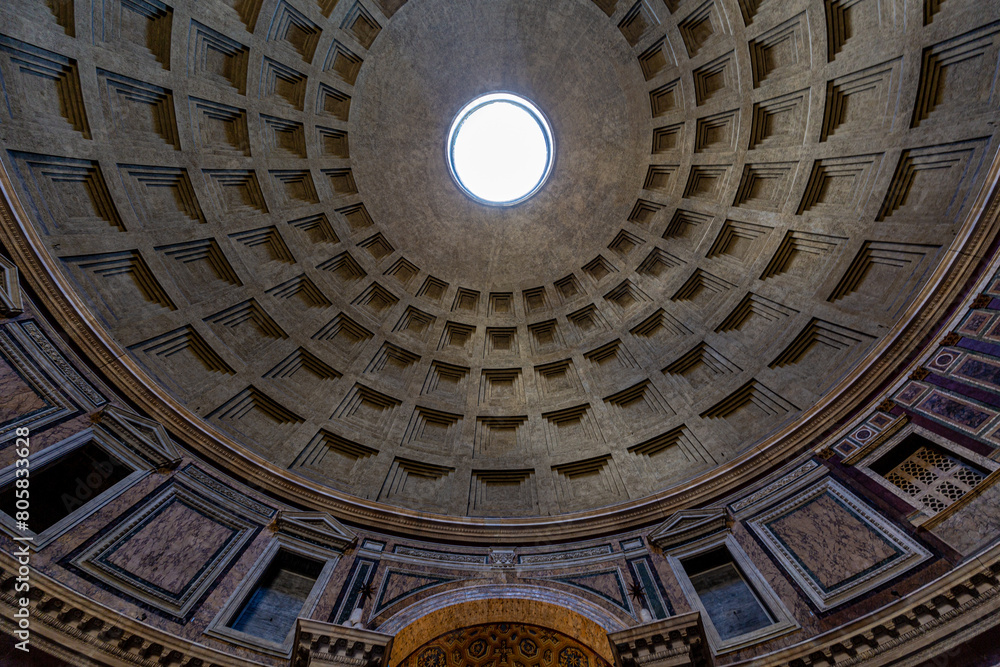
xmin=379 ymin=586 xmax=627 ymax=667
xmin=395 ymin=622 xmax=611 ymax=667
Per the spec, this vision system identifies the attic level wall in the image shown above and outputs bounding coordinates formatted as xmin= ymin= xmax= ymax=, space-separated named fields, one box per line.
xmin=0 ymin=0 xmax=998 ymax=519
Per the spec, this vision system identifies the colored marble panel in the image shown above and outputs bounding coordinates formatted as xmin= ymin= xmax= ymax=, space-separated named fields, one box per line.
xmin=986 ymin=276 xmax=1000 ymax=297
xmin=894 ymin=381 xmax=928 ymax=406
xmin=958 ymin=337 xmax=1000 ymax=361
xmin=103 ymin=499 xmax=236 ymax=595
xmin=834 ymin=439 xmax=858 ymax=457
xmin=954 ymin=357 xmax=1000 ymax=390
xmin=917 ymin=391 xmax=996 ymax=431
xmin=765 ymin=492 xmax=899 ymax=591
xmin=628 ymin=557 xmax=673 ymax=618
xmin=830 ymin=410 xmax=898 ymax=460
xmin=934 ymin=480 xmax=1000 ymax=556
xmin=552 ymin=570 xmax=630 ymax=612
xmin=960 ymin=311 xmax=993 ymax=336
xmin=851 ymin=426 xmax=875 ymax=443
xmin=375 ymin=570 xmax=455 ymax=613
xmin=70 ymin=479 xmax=263 ymax=620
xmin=749 ymin=478 xmax=931 ymax=610
xmin=0 ymin=355 xmax=50 ymax=426
xmin=929 ymin=349 xmax=962 ymax=373
xmin=868 ymin=413 xmax=893 ymax=429
xmin=333 ymin=558 xmax=377 ymax=624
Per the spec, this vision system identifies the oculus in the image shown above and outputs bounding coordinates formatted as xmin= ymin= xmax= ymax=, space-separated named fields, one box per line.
xmin=447 ymin=92 xmax=554 ymax=205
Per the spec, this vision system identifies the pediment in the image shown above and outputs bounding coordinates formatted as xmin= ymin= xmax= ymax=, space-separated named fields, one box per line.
xmin=649 ymin=508 xmax=729 ymax=551
xmin=276 ymin=510 xmax=357 ymax=553
xmin=97 ymin=405 xmax=182 ymax=469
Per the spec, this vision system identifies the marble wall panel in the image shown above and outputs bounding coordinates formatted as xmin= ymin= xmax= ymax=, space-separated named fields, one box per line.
xmin=932 ymin=481 xmax=1000 ymax=556
xmin=0 ymin=353 xmax=49 ymax=425
xmin=373 ymin=568 xmax=458 ymax=615
xmin=102 ymin=500 xmax=236 ymax=596
xmin=544 ymin=568 xmax=632 ymax=615
xmin=69 ymin=476 xmax=263 ymax=620
xmin=0 ymin=320 xmax=105 ymax=446
xmin=748 ymin=478 xmax=931 ymax=610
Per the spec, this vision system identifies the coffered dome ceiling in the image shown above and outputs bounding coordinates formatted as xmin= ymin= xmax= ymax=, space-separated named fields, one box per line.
xmin=1 ymin=0 xmax=998 ymax=519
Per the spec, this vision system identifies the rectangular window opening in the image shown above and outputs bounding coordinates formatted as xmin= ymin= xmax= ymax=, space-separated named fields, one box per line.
xmin=682 ymin=547 xmax=774 ymax=640
xmin=870 ymin=434 xmax=987 ymax=515
xmin=228 ymin=549 xmax=323 ymax=642
xmin=0 ymin=441 xmax=132 ymax=534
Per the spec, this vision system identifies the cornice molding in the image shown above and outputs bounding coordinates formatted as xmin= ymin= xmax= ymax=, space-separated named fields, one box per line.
xmin=292 ymin=619 xmax=392 ymax=667
xmin=0 ymin=555 xmax=273 ymax=667
xmin=608 ymin=612 xmax=710 ymax=667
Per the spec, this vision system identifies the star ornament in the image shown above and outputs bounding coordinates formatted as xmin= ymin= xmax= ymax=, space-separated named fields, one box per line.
xmin=628 ymin=582 xmax=647 ymax=605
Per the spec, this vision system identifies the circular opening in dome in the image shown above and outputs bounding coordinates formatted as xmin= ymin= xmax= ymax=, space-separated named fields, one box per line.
xmin=447 ymin=92 xmax=554 ymax=206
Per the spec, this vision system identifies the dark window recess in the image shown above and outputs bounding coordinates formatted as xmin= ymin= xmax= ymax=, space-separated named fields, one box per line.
xmin=0 ymin=441 xmax=132 ymax=534
xmin=683 ymin=547 xmax=774 ymax=640
xmin=871 ymin=434 xmax=987 ymax=515
xmin=229 ymin=550 xmax=323 ymax=642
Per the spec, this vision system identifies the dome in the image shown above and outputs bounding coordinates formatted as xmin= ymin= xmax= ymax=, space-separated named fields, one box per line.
xmin=4 ymin=0 xmax=995 ymax=523
xmin=1 ymin=0 xmax=1000 ymax=664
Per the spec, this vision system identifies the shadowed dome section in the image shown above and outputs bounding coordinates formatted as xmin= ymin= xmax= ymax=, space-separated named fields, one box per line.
xmin=447 ymin=92 xmax=554 ymax=206
xmin=0 ymin=0 xmax=997 ymax=521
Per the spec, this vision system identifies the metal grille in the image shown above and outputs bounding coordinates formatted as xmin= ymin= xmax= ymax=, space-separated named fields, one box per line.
xmin=884 ymin=446 xmax=984 ymax=514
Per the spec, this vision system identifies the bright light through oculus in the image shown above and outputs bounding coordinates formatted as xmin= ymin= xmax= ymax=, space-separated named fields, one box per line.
xmin=448 ymin=92 xmax=554 ymax=205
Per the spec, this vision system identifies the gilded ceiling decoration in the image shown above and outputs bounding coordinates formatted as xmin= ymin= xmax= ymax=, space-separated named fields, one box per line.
xmin=398 ymin=623 xmax=612 ymax=667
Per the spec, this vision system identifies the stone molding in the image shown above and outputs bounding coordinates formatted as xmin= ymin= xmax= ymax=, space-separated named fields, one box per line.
xmin=648 ymin=508 xmax=729 ymax=551
xmin=608 ymin=612 xmax=710 ymax=667
xmin=0 ymin=254 xmax=22 ymax=315
xmin=489 ymin=548 xmax=516 ymax=568
xmin=96 ymin=405 xmax=183 ymax=471
xmin=0 ymin=428 xmax=152 ymax=550
xmin=518 ymin=544 xmax=614 ymax=564
xmin=274 ymin=511 xmax=357 ymax=553
xmin=0 ymin=322 xmax=88 ymax=444
xmin=725 ymin=542 xmax=1000 ymax=666
xmin=727 ymin=460 xmax=822 ymax=517
xmin=1 ymin=539 xmax=1000 ymax=667
xmin=391 ymin=545 xmax=487 ymax=565
xmin=745 ymin=478 xmax=932 ymax=611
xmin=292 ymin=619 xmax=392 ymax=667
xmin=663 ymin=533 xmax=799 ymax=654
xmin=67 ymin=477 xmax=263 ymax=620
xmin=375 ymin=583 xmax=629 ymax=637
xmin=841 ymin=415 xmax=909 ymax=466
xmin=0 ymin=558 xmax=272 ymax=667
